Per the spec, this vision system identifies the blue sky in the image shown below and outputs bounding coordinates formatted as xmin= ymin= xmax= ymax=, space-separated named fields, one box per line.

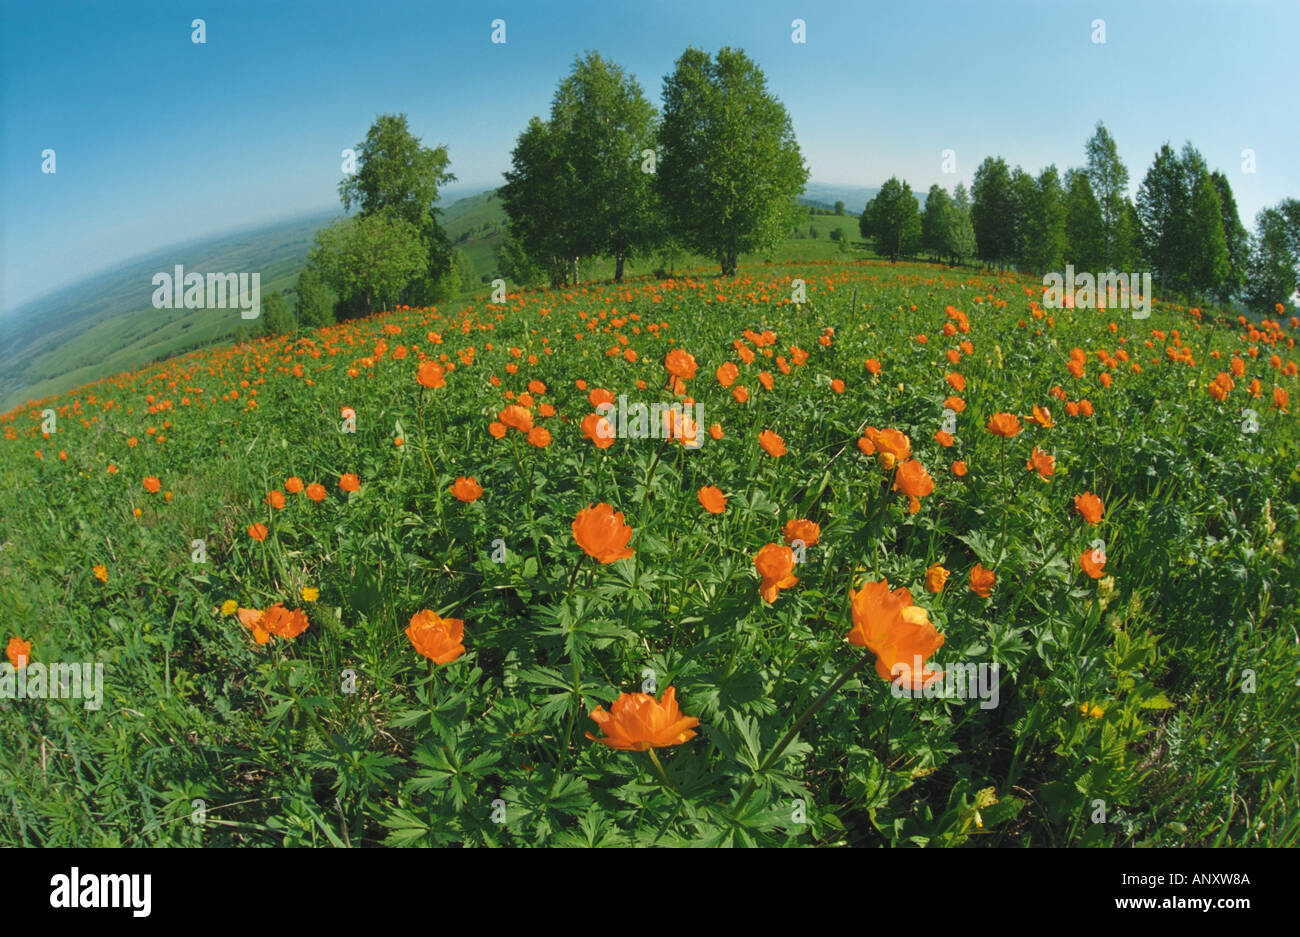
xmin=2 ymin=0 xmax=1297 ymax=311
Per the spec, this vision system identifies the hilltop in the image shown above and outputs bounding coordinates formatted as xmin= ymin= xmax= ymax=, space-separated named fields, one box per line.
xmin=0 ymin=188 xmax=884 ymax=411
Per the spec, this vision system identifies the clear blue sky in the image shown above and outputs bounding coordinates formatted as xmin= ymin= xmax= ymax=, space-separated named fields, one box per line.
xmin=2 ymin=0 xmax=1297 ymax=311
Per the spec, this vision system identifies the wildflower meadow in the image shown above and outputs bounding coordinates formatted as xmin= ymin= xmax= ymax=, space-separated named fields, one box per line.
xmin=2 ymin=3 xmax=1298 ymax=856
xmin=2 ymin=262 xmax=1297 ymax=846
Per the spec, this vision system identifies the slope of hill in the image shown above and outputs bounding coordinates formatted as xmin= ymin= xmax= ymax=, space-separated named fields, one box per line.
xmin=0 ymin=210 xmax=341 ymax=410
xmin=0 ymin=183 xmax=890 ymax=411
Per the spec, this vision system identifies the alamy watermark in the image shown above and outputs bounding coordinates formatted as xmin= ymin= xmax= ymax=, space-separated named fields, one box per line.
xmin=152 ymin=265 xmax=261 ymax=319
xmin=1042 ymin=265 xmax=1151 ymax=319
xmin=1 ymin=657 xmax=104 ymax=711
xmin=595 ymin=395 xmax=706 ymax=448
xmin=890 ymin=658 xmax=1000 ymax=709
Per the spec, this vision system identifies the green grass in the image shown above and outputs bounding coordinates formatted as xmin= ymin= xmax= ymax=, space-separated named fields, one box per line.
xmin=1 ymin=255 xmax=1295 ymax=846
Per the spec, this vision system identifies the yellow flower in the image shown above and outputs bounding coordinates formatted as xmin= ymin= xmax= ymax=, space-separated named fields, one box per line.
xmin=220 ymin=599 xmax=238 ymax=616
xmin=1089 ymin=705 xmax=1104 ymax=719
xmin=301 ymin=587 xmax=320 ymax=602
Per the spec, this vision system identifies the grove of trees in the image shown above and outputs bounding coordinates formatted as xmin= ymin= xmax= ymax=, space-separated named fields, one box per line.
xmin=290 ymin=64 xmax=1298 ymax=326
xmin=501 ymin=47 xmax=807 ymax=284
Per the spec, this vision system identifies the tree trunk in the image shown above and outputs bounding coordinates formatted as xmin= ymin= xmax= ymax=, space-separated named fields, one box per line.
xmin=571 ymin=257 xmax=580 ymax=286
xmin=721 ymin=250 xmax=737 ymax=277
xmin=615 ymin=254 xmax=625 ymax=283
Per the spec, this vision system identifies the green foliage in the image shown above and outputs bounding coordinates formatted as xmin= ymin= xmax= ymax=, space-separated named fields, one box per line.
xmin=308 ymin=214 xmax=428 ymax=317
xmin=657 ymin=47 xmax=809 ymax=276
xmin=500 ymin=54 xmax=660 ymax=287
xmin=2 ymin=255 xmax=1297 ymax=847
xmin=500 ymin=117 xmax=581 ymax=286
xmin=336 ymin=113 xmax=459 ymax=306
xmin=1065 ymin=169 xmax=1105 ymax=271
xmin=941 ymin=183 xmax=976 ymax=266
xmin=1085 ymin=121 xmax=1130 ymax=268
xmin=295 ymin=266 xmax=333 ymax=328
xmin=971 ymin=157 xmax=1016 ymax=266
xmin=339 ymin=113 xmax=455 ymax=230
xmin=922 ymin=185 xmax=952 ymax=260
xmin=1187 ymin=171 xmax=1231 ymax=302
xmin=1210 ymin=171 xmax=1250 ymax=304
xmin=1020 ymin=165 xmax=1068 ymax=274
xmin=861 ymin=177 xmax=921 ymax=262
xmin=260 ymin=291 xmax=295 ymax=337
xmin=1245 ymin=202 xmax=1300 ymax=314
xmin=496 ymin=233 xmax=550 ymax=289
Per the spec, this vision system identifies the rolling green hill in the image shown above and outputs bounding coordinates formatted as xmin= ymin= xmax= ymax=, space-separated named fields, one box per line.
xmin=1 ymin=189 xmax=891 ymax=412
xmin=0 ymin=210 xmax=341 ymax=411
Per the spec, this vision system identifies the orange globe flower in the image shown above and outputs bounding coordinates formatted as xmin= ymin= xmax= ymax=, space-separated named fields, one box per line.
xmin=339 ymin=473 xmax=360 ymax=493
xmin=716 ymin=362 xmax=739 ymax=387
xmin=586 ymin=686 xmax=700 ymax=751
xmin=697 ymin=485 xmax=727 ymax=515
xmin=1074 ymin=492 xmax=1104 ymax=524
xmin=664 ymin=348 xmax=698 ymax=380
xmin=846 ymin=579 xmax=945 ymax=690
xmin=865 ymin=427 xmax=911 ymax=462
xmin=450 ymin=476 xmax=483 ymax=502
xmin=572 ymin=503 xmax=635 ymax=564
xmin=143 ymin=476 xmax=161 ymax=494
xmin=783 ymin=518 xmax=821 ymax=546
xmin=986 ymin=412 xmax=1022 ymax=437
xmin=265 ymin=489 xmax=286 ymax=509
xmin=1026 ymin=446 xmax=1055 ymax=479
xmin=405 ymin=610 xmax=466 ymax=665
xmin=416 ymin=360 xmax=446 ymax=389
xmin=758 ymin=429 xmax=787 ymax=457
xmin=526 ymin=426 xmax=552 ymax=448
xmin=261 ymin=604 xmax=310 ymax=639
xmin=893 ymin=459 xmax=935 ymax=499
xmin=237 ymin=604 xmax=310 ymax=644
xmin=754 ymin=543 xmax=798 ymax=603
xmin=1026 ymin=404 xmax=1055 ymax=428
xmin=285 ymin=476 xmax=304 ymax=494
xmin=306 ymin=482 xmax=327 ymax=502
xmin=6 ymin=635 xmax=31 ymax=669
xmin=248 ymin=523 xmax=269 ymax=541
xmin=499 ymin=404 xmax=533 ymax=433
xmin=488 ymin=421 xmax=507 ymax=439
xmin=969 ymin=563 xmax=996 ymax=597
xmin=952 ymin=460 xmax=968 ymax=477
xmin=93 ymin=563 xmax=108 ymax=583
xmin=1079 ymin=549 xmax=1107 ymax=579
xmin=581 ymin=412 xmax=616 ymax=449
xmin=924 ymin=564 xmax=950 ymax=594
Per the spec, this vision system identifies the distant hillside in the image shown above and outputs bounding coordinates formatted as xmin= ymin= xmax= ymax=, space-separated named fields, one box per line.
xmin=801 ymin=182 xmax=878 ymax=215
xmin=0 ymin=181 xmax=894 ymax=411
xmin=443 ymin=189 xmax=509 ymax=286
xmin=0 ymin=210 xmax=341 ymax=410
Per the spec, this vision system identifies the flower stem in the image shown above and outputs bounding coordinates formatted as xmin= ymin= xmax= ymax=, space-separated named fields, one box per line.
xmin=647 ymin=747 xmax=677 ymax=795
xmin=996 ymin=436 xmax=1009 ymax=562
xmin=733 ymin=650 xmax=876 ymax=814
